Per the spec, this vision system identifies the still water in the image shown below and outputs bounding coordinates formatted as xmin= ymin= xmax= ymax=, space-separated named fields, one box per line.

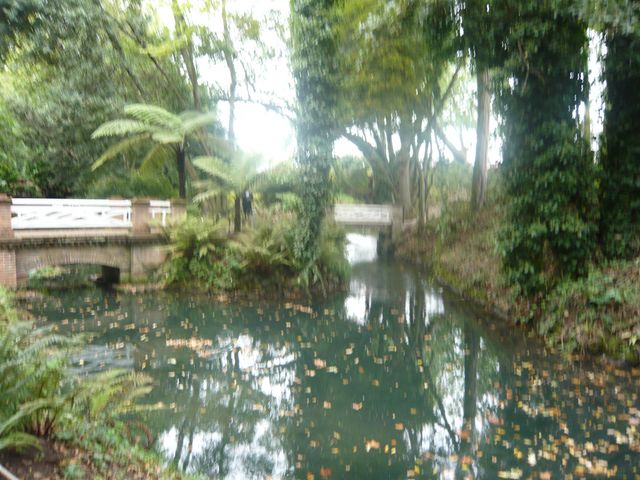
xmin=26 ymin=235 xmax=640 ymax=479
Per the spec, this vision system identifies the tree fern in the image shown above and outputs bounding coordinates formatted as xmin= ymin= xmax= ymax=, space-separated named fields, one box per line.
xmin=91 ymin=120 xmax=151 ymax=139
xmin=92 ymin=103 xmax=219 ymax=198
xmin=91 ymin=134 xmax=151 ymax=171
xmin=181 ymin=111 xmax=217 ymax=134
xmin=124 ymin=104 xmax=181 ymax=130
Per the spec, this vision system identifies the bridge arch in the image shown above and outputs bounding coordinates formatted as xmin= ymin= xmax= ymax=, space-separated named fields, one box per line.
xmin=15 ymin=244 xmax=132 ymax=286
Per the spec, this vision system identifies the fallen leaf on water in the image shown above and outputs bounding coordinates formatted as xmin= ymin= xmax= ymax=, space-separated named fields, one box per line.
xmin=497 ymin=469 xmax=523 ymax=479
xmin=365 ymin=439 xmax=381 ymax=451
xmin=320 ymin=467 xmax=332 ymax=478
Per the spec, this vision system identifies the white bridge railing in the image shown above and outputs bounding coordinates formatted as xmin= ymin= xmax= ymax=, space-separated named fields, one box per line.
xmin=333 ymin=204 xmax=398 ymax=226
xmin=11 ymin=198 xmax=172 ymax=230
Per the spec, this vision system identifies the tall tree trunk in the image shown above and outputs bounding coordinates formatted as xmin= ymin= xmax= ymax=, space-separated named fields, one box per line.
xmin=399 ymin=157 xmax=411 ymax=214
xmin=172 ymin=0 xmax=201 ymax=110
xmin=417 ymin=169 xmax=425 ymax=233
xmin=176 ymin=146 xmax=186 ymax=199
xmin=471 ymin=69 xmax=490 ymax=212
xmin=234 ymin=194 xmax=242 ymax=233
xmin=222 ymin=0 xmax=237 ymax=145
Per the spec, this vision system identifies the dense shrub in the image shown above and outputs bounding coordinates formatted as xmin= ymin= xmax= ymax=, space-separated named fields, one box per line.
xmin=162 ymin=217 xmax=237 ymax=290
xmin=540 ymin=260 xmax=640 ymax=361
xmin=599 ymin=30 xmax=640 ymax=259
xmin=162 ymin=213 xmax=350 ymax=295
xmin=495 ymin=4 xmax=598 ymax=298
xmin=0 ymin=289 xmax=152 ymax=454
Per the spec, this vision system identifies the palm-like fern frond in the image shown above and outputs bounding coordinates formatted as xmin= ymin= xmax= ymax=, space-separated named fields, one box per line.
xmin=192 ymin=186 xmax=227 ymax=204
xmin=74 ymin=369 xmax=153 ymax=420
xmin=124 ymin=104 xmax=181 ymax=130
xmin=91 ymin=120 xmax=151 ymax=139
xmin=181 ymin=111 xmax=218 ymax=134
xmin=91 ymin=134 xmax=150 ymax=171
xmin=151 ymin=130 xmax=183 ymax=144
xmin=139 ymin=144 xmax=172 ymax=176
xmin=193 ymin=156 xmax=234 ymax=185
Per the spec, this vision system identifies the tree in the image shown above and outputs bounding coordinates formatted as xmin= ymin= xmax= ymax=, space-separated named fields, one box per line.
xmin=598 ymin=4 xmax=640 ymax=258
xmin=0 ymin=0 xmax=43 ymax=62
xmin=2 ymin=0 xmax=194 ymax=197
xmin=333 ymin=0 xmax=459 ymax=223
xmin=92 ymin=104 xmax=217 ymax=199
xmin=193 ymin=154 xmax=296 ymax=233
xmin=459 ymin=0 xmax=496 ymax=212
xmin=495 ymin=1 xmax=598 ymax=296
xmin=290 ymin=0 xmax=340 ymax=277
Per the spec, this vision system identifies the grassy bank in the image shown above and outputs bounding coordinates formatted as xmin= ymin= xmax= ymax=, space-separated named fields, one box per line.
xmin=0 ymin=289 xmax=194 ymax=480
xmin=398 ymin=201 xmax=640 ymax=363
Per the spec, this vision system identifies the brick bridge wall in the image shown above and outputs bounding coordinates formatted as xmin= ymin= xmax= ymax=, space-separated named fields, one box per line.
xmin=0 ymin=239 xmax=168 ymax=288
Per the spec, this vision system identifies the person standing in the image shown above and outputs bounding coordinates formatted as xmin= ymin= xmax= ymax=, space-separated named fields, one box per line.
xmin=242 ymin=190 xmax=254 ymax=227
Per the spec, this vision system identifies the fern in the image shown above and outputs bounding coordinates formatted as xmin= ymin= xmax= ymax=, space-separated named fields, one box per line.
xmin=180 ymin=111 xmax=217 ymax=133
xmin=192 ymin=156 xmax=233 ymax=185
xmin=124 ymin=104 xmax=181 ymax=130
xmin=91 ymin=120 xmax=150 ymax=139
xmin=92 ymin=134 xmax=150 ymax=171
xmin=73 ymin=370 xmax=153 ymax=421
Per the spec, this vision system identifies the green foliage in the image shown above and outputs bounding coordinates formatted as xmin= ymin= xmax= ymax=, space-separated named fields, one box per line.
xmin=332 ymin=156 xmax=372 ymax=203
xmin=599 ymin=29 xmax=640 ymax=259
xmin=0 ymin=0 xmax=43 ymax=61
xmin=88 ymin=171 xmax=176 ymax=199
xmin=162 ymin=212 xmax=349 ymax=295
xmin=540 ymin=260 xmax=640 ymax=361
xmin=163 ymin=217 xmax=235 ymax=289
xmin=233 ymin=214 xmax=349 ymax=293
xmin=495 ymin=3 xmax=598 ymax=298
xmin=0 ymin=289 xmax=77 ymax=449
xmin=72 ymin=370 xmax=152 ymax=422
xmin=231 ymin=215 xmax=299 ymax=288
xmin=2 ymin=0 xmax=194 ymax=197
xmin=291 ymin=0 xmax=340 ymax=271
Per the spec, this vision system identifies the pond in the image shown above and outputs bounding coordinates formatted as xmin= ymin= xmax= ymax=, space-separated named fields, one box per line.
xmin=26 ymin=235 xmax=640 ymax=479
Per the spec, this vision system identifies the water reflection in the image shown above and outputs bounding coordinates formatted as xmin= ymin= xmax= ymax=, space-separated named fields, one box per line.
xmin=27 ymin=262 xmax=640 ymax=478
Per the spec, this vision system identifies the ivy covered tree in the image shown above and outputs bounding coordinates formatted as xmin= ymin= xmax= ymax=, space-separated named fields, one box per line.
xmin=495 ymin=1 xmax=598 ymax=297
xmin=599 ymin=8 xmax=640 ymax=258
xmin=290 ymin=0 xmax=340 ymax=279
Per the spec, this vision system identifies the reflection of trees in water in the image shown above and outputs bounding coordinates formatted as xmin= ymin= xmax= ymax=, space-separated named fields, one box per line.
xmin=136 ymin=302 xmax=292 ymax=478
xmin=29 ymin=270 xmax=640 ymax=479
xmin=282 ymin=267 xmax=500 ymax=479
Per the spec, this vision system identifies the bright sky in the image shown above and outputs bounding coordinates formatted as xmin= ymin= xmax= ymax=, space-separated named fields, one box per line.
xmin=156 ymin=1 xmax=605 ymax=168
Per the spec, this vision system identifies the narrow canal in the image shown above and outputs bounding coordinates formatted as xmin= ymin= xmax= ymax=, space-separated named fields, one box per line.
xmin=26 ymin=235 xmax=640 ymax=478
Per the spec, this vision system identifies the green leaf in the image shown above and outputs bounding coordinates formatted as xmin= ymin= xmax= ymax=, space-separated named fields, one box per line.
xmin=193 ymin=156 xmax=233 ymax=184
xmin=91 ymin=120 xmax=151 ymax=139
xmin=91 ymin=134 xmax=150 ymax=171
xmin=124 ymin=104 xmax=181 ymax=130
xmin=180 ymin=111 xmax=217 ymax=134
xmin=151 ymin=130 xmax=183 ymax=144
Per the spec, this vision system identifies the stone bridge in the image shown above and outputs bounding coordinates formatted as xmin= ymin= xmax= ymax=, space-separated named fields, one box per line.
xmin=0 ymin=196 xmax=185 ymax=288
xmin=333 ymin=204 xmax=403 ymax=254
